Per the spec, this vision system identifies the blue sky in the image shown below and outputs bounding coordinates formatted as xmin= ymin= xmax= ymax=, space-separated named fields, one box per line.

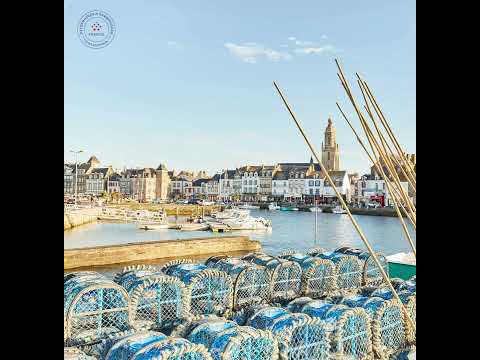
xmin=64 ymin=0 xmax=416 ymax=175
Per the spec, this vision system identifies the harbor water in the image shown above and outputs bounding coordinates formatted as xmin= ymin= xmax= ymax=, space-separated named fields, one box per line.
xmin=65 ymin=209 xmax=415 ymax=258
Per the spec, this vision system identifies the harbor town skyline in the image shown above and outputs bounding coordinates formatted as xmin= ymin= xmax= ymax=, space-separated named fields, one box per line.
xmin=64 ymin=0 xmax=416 ymax=175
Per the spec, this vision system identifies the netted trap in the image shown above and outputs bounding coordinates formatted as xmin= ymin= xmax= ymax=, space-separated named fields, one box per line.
xmin=161 ymin=260 xmax=233 ymax=317
xmin=114 ymin=265 xmax=190 ymax=331
xmin=205 ymin=256 xmax=270 ymax=309
xmin=341 ymin=295 xmax=407 ymax=359
xmin=242 ymin=253 xmax=302 ymax=302
xmin=64 ymin=271 xmax=129 ymax=345
xmin=103 ymin=330 xmax=213 ymax=360
xmin=313 ymin=251 xmax=362 ymax=291
xmin=64 ymin=347 xmax=97 ymax=360
xmin=295 ymin=298 xmax=373 ymax=360
xmin=245 ymin=305 xmax=330 ymax=360
xmin=334 ymin=247 xmax=389 ymax=286
xmin=279 ymin=252 xmax=337 ymax=297
xmin=182 ymin=316 xmax=279 ymax=360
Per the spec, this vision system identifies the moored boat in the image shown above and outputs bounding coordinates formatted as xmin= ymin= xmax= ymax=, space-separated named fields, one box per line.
xmin=268 ymin=202 xmax=281 ymax=210
xmin=386 ymin=252 xmax=416 ymax=280
xmin=332 ymin=205 xmax=347 ymax=214
xmin=138 ymin=223 xmax=171 ymax=230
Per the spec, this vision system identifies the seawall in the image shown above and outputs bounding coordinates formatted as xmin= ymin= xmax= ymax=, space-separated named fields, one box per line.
xmin=64 ymin=208 xmax=101 ymax=230
xmin=64 ymin=235 xmax=261 ymax=270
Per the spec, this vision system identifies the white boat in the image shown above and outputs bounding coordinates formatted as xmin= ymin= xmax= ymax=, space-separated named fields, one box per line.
xmin=138 ymin=223 xmax=171 ymax=230
xmin=237 ymin=203 xmax=260 ymax=210
xmin=309 ymin=207 xmax=322 ymax=213
xmin=211 ymin=209 xmax=250 ymax=220
xmin=332 ymin=205 xmax=347 ymax=214
xmin=221 ymin=216 xmax=271 ymax=230
xmin=268 ymin=202 xmax=281 ymax=210
xmin=180 ymin=223 xmax=210 ymax=231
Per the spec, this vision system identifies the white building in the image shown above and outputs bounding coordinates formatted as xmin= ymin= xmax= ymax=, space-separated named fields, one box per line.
xmin=323 ymin=170 xmax=350 ymax=202
xmin=86 ymin=167 xmax=114 ymax=196
xmin=272 ymin=171 xmax=289 ymax=199
xmin=218 ymin=170 xmax=236 ymax=201
xmin=237 ymin=165 xmax=262 ymax=202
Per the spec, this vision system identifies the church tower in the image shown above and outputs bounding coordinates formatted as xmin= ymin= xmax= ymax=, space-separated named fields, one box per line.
xmin=321 ymin=118 xmax=340 ymax=171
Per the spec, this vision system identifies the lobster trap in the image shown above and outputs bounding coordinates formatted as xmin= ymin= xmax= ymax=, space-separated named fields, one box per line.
xmin=64 ymin=347 xmax=97 ymax=360
xmin=162 ymin=260 xmax=233 ymax=317
xmin=114 ymin=265 xmax=190 ymax=331
xmin=313 ymin=251 xmax=363 ymax=291
xmin=245 ymin=305 xmax=330 ymax=360
xmin=279 ymin=252 xmax=337 ymax=297
xmin=64 ymin=271 xmax=129 ymax=344
xmin=341 ymin=295 xmax=407 ymax=359
xmin=334 ymin=247 xmax=389 ymax=286
xmin=205 ymin=256 xmax=270 ymax=309
xmin=183 ymin=317 xmax=279 ymax=360
xmin=103 ymin=330 xmax=213 ymax=360
xmin=295 ymin=299 xmax=373 ymax=360
xmin=242 ymin=253 xmax=302 ymax=302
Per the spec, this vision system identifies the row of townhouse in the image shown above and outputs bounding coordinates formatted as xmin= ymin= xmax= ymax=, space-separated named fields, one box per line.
xmin=169 ymin=160 xmax=352 ymax=203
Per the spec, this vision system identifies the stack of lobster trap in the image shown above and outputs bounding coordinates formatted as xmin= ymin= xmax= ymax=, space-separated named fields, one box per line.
xmin=64 ymin=246 xmax=415 ymax=359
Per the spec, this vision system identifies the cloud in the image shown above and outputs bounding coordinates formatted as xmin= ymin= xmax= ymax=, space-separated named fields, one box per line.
xmin=288 ymin=36 xmax=296 ymax=41
xmin=224 ymin=42 xmax=292 ymax=64
xmin=294 ymin=45 xmax=336 ymax=55
xmin=295 ymin=40 xmax=315 ymax=46
xmin=321 ymin=34 xmax=328 ymax=39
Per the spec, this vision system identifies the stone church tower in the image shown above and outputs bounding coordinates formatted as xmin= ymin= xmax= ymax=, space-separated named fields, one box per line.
xmin=155 ymin=163 xmax=171 ymax=200
xmin=321 ymin=118 xmax=340 ymax=171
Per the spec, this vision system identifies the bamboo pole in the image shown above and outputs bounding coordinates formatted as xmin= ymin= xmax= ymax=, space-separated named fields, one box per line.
xmin=336 ymin=103 xmax=416 ymax=231
xmin=273 ymin=80 xmax=415 ymax=331
xmin=357 ymin=77 xmax=417 ymax=190
xmin=361 ymin=80 xmax=416 ymax=178
xmin=334 ymin=65 xmax=416 ymax=221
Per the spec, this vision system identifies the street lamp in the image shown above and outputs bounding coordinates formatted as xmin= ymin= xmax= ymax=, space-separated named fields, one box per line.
xmin=70 ymin=150 xmax=84 ymax=208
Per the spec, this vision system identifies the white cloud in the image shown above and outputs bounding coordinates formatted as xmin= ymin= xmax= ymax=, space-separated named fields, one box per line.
xmin=224 ymin=42 xmax=292 ymax=64
xmin=288 ymin=36 xmax=296 ymax=41
xmin=295 ymin=40 xmax=315 ymax=46
xmin=294 ymin=45 xmax=336 ymax=55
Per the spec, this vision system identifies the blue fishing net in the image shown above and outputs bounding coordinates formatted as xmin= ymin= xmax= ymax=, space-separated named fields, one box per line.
xmin=206 ymin=257 xmax=270 ymax=309
xmin=64 ymin=272 xmax=129 ymax=344
xmin=242 ymin=253 xmax=302 ymax=302
xmin=163 ymin=263 xmax=232 ymax=316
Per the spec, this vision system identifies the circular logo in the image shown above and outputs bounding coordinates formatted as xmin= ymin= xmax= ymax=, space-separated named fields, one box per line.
xmin=77 ymin=10 xmax=116 ymax=49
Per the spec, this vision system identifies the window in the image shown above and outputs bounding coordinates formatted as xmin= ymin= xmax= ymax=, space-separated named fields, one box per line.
xmin=309 ymin=189 xmax=313 ymax=195
xmin=309 ymin=180 xmax=314 ymax=186
xmin=253 ymin=180 xmax=257 ymax=185
xmin=284 ymin=181 xmax=287 ymax=186
xmin=249 ymin=180 xmax=252 ymax=185
xmin=316 ymin=189 xmax=320 ymax=195
xmin=244 ymin=180 xmax=247 ymax=185
xmin=328 ymin=153 xmax=330 ymax=160
xmin=315 ymin=180 xmax=320 ymax=186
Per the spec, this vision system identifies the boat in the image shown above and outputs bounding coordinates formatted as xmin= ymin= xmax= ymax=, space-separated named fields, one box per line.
xmin=268 ymin=202 xmax=281 ymax=210
xmin=280 ymin=206 xmax=299 ymax=211
xmin=221 ymin=216 xmax=271 ymax=230
xmin=180 ymin=223 xmax=210 ymax=231
xmin=138 ymin=223 xmax=171 ymax=230
xmin=309 ymin=207 xmax=322 ymax=213
xmin=386 ymin=252 xmax=416 ymax=280
xmin=332 ymin=205 xmax=347 ymax=214
xmin=210 ymin=209 xmax=250 ymax=220
xmin=237 ymin=203 xmax=260 ymax=210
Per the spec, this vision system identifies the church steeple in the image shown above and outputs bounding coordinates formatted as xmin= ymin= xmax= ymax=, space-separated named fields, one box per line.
xmin=321 ymin=117 xmax=340 ymax=171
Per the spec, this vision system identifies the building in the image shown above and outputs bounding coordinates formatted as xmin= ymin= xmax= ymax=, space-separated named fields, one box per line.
xmin=85 ymin=166 xmax=114 ymax=195
xmin=272 ymin=171 xmax=289 ymax=200
xmin=155 ymin=163 xmax=170 ymax=201
xmin=64 ymin=164 xmax=74 ymax=194
xmin=258 ymin=165 xmax=278 ymax=201
xmin=237 ymin=165 xmax=262 ymax=202
xmin=277 ymin=158 xmax=321 ymax=202
xmin=206 ymin=174 xmax=221 ymax=201
xmin=65 ymin=155 xmax=100 ymax=195
xmin=323 ymin=170 xmax=351 ymax=203
xmin=321 ymin=118 xmax=340 ymax=171
xmin=170 ymin=174 xmax=194 ymax=199
xmin=192 ymin=178 xmax=210 ymax=198
xmin=218 ymin=170 xmax=236 ymax=202
xmin=107 ymin=173 xmax=121 ymax=194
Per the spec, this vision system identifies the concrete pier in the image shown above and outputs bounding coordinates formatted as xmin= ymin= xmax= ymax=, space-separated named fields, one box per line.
xmin=64 ymin=235 xmax=261 ymax=270
xmin=64 ymin=208 xmax=101 ymax=230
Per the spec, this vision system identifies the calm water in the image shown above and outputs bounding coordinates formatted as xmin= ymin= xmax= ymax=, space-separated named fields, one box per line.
xmin=64 ymin=210 xmax=415 ymax=257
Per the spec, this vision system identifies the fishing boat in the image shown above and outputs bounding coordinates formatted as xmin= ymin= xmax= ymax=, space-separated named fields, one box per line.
xmin=386 ymin=252 xmax=416 ymax=280
xmin=309 ymin=207 xmax=322 ymax=213
xmin=210 ymin=208 xmax=250 ymax=220
xmin=180 ymin=223 xmax=210 ymax=231
xmin=138 ymin=223 xmax=171 ymax=230
xmin=280 ymin=206 xmax=299 ymax=211
xmin=268 ymin=202 xmax=281 ymax=210
xmin=237 ymin=203 xmax=260 ymax=210
xmin=332 ymin=205 xmax=347 ymax=214
xmin=221 ymin=216 xmax=271 ymax=230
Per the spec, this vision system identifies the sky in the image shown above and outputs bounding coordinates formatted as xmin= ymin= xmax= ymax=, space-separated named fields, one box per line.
xmin=64 ymin=0 xmax=416 ymax=175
